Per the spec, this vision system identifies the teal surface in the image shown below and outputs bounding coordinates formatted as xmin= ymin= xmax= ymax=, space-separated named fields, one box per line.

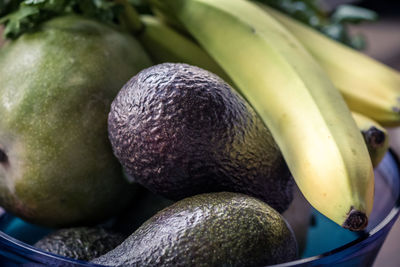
xmin=0 ymin=214 xmax=53 ymax=245
xmin=302 ymin=208 xmax=362 ymax=258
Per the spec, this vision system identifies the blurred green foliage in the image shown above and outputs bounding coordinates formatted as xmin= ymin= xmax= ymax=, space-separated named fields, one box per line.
xmin=254 ymin=0 xmax=378 ymax=50
xmin=0 ymin=0 xmax=123 ymax=39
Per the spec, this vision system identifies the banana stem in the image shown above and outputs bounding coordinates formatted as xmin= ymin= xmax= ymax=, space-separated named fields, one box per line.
xmin=343 ymin=208 xmax=368 ymax=231
xmin=114 ymin=0 xmax=144 ymax=35
xmin=363 ymin=127 xmax=386 ymax=149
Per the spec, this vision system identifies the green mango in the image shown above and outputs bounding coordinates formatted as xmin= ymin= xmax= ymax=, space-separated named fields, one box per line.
xmin=0 ymin=15 xmax=152 ymax=227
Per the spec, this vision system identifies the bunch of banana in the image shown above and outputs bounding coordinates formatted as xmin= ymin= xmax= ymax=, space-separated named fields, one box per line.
xmin=149 ymin=0 xmax=374 ymax=231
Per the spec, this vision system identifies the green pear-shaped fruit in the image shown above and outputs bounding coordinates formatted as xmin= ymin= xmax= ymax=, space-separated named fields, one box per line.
xmin=0 ymin=15 xmax=152 ymax=227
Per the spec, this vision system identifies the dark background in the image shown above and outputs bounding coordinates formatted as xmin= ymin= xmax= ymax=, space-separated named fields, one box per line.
xmin=358 ymin=0 xmax=400 ymax=15
xmin=325 ymin=0 xmax=400 ymax=15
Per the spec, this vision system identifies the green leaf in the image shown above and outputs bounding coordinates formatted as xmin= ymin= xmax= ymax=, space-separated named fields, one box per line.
xmin=24 ymin=0 xmax=46 ymax=4
xmin=0 ymin=5 xmax=40 ymax=39
xmin=252 ymin=0 xmax=375 ymax=50
xmin=0 ymin=0 xmax=126 ymax=39
xmin=331 ymin=4 xmax=378 ymax=24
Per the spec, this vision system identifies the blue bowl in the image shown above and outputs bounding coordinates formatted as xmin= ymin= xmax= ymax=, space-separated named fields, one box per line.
xmin=0 ymin=151 xmax=399 ymax=267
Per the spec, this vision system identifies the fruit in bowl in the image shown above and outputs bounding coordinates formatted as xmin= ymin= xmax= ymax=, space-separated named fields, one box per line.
xmin=0 ymin=0 xmax=400 ymax=266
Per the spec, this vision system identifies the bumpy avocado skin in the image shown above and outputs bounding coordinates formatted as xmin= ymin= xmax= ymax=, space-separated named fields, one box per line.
xmin=108 ymin=63 xmax=293 ymax=212
xmin=92 ymin=192 xmax=298 ymax=266
xmin=35 ymin=227 xmax=124 ymax=261
xmin=0 ymin=16 xmax=152 ymax=227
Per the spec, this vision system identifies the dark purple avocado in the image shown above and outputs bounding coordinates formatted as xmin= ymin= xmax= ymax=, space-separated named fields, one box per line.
xmin=107 ymin=63 xmax=293 ymax=212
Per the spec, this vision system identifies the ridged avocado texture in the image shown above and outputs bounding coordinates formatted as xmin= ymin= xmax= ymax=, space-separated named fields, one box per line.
xmin=108 ymin=63 xmax=293 ymax=213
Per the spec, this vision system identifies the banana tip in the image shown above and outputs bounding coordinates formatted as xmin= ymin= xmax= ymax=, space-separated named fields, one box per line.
xmin=342 ymin=207 xmax=368 ymax=231
xmin=365 ymin=126 xmax=386 ymax=148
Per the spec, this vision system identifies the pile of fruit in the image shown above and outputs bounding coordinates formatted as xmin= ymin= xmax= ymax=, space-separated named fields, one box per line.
xmin=0 ymin=0 xmax=399 ymax=266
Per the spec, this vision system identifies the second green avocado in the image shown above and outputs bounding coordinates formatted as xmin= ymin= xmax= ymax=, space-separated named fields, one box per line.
xmin=108 ymin=63 xmax=293 ymax=212
xmin=92 ymin=192 xmax=298 ymax=266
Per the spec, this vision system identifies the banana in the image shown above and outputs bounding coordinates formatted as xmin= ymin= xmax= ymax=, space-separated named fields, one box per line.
xmin=137 ymin=15 xmax=232 ymax=84
xmin=149 ymin=0 xmax=374 ymax=230
xmin=259 ymin=4 xmax=400 ymax=127
xmin=352 ymin=111 xmax=389 ymax=168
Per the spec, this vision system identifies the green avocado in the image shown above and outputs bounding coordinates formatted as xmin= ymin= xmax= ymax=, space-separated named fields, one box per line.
xmin=0 ymin=15 xmax=152 ymax=227
xmin=34 ymin=226 xmax=124 ymax=261
xmin=92 ymin=192 xmax=298 ymax=266
xmin=108 ymin=63 xmax=293 ymax=213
